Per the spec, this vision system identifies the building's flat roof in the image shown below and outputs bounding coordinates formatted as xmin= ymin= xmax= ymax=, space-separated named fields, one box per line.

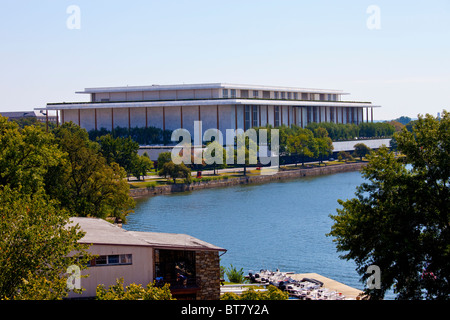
xmin=0 ymin=111 xmax=37 ymax=118
xmin=76 ymin=83 xmax=349 ymax=95
xmin=43 ymin=98 xmax=379 ymax=110
xmin=70 ymin=217 xmax=225 ymax=251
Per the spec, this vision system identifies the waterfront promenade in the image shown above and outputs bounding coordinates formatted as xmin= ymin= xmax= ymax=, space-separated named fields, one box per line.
xmin=129 ymin=161 xmax=368 ymax=198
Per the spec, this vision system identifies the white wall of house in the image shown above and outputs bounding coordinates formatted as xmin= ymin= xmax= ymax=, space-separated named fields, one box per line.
xmin=69 ymin=244 xmax=154 ymax=298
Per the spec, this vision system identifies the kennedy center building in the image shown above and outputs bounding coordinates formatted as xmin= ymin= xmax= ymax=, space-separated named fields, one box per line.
xmin=42 ymin=83 xmax=380 ymax=144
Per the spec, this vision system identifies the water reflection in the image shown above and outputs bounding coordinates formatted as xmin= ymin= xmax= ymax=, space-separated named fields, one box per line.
xmin=125 ymin=171 xmax=366 ymax=292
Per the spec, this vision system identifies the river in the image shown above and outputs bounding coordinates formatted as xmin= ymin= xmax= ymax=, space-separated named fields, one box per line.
xmin=123 ymin=169 xmax=382 ymax=295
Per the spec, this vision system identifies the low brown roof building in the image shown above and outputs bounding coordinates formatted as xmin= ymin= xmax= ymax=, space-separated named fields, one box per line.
xmin=69 ymin=217 xmax=226 ymax=300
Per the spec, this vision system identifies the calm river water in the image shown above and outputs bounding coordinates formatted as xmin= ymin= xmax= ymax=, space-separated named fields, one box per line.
xmin=123 ymin=170 xmax=374 ymax=293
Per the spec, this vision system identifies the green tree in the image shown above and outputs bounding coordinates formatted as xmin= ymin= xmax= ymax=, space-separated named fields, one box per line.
xmin=0 ymin=187 xmax=92 ymax=299
xmin=225 ymin=264 xmax=247 ymax=283
xmin=204 ymin=140 xmax=227 ymax=175
xmin=328 ymin=111 xmax=449 ymax=300
xmin=88 ymin=126 xmax=172 ymax=145
xmin=387 ymin=120 xmax=405 ymax=133
xmin=46 ymin=122 xmax=135 ymax=222
xmin=337 ymin=151 xmax=353 ymax=163
xmin=0 ymin=116 xmax=63 ymax=194
xmin=394 ymin=116 xmax=412 ymax=125
xmin=130 ymin=152 xmax=154 ymax=181
xmin=352 ymin=143 xmax=371 ymax=161
xmin=158 ymin=161 xmax=192 ymax=184
xmin=314 ymin=127 xmax=333 ymax=164
xmin=97 ymin=134 xmax=140 ymax=179
xmin=286 ymin=129 xmax=317 ymax=167
xmin=235 ymin=132 xmax=258 ymax=176
xmin=157 ymin=151 xmax=172 ymax=171
xmin=96 ymin=277 xmax=174 ymax=300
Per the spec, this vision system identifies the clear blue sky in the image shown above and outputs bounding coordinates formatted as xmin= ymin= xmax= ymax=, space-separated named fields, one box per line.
xmin=1 ymin=0 xmax=449 ymax=120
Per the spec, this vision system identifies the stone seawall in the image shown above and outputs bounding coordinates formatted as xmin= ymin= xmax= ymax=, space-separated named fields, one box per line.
xmin=129 ymin=162 xmax=367 ymax=198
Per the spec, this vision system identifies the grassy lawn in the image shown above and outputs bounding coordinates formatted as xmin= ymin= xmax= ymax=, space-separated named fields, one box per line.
xmin=128 ymin=179 xmax=168 ymax=189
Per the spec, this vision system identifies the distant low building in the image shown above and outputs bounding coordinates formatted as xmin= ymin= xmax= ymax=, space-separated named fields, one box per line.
xmin=0 ymin=110 xmax=57 ymax=123
xmin=0 ymin=111 xmax=36 ymax=119
xmin=69 ymin=217 xmax=226 ymax=300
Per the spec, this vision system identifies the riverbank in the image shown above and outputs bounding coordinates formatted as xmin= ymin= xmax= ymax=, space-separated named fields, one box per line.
xmin=129 ymin=161 xmax=367 ymax=198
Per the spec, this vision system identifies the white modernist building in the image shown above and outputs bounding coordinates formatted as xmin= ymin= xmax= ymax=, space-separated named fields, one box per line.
xmin=40 ymin=83 xmax=380 ymax=144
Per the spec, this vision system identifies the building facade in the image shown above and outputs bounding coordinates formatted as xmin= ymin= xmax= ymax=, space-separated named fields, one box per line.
xmin=69 ymin=217 xmax=226 ymax=300
xmin=40 ymin=83 xmax=380 ymax=144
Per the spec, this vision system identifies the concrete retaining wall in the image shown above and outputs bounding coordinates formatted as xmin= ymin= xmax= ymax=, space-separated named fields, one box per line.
xmin=129 ymin=162 xmax=367 ymax=198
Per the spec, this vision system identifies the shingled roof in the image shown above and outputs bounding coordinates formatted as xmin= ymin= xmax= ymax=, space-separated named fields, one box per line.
xmin=70 ymin=217 xmax=226 ymax=252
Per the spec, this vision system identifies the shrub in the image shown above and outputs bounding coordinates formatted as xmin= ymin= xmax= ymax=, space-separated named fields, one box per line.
xmin=337 ymin=151 xmax=353 ymax=162
xmin=96 ymin=278 xmax=174 ymax=300
xmin=220 ymin=285 xmax=289 ymax=300
xmin=225 ymin=264 xmax=247 ymax=283
xmin=145 ymin=181 xmax=157 ymax=188
xmin=158 ymin=161 xmax=191 ymax=184
xmin=220 ymin=292 xmax=240 ymax=300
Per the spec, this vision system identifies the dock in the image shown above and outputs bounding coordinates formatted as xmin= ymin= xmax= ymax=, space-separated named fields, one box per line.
xmin=289 ymin=273 xmax=364 ymax=300
xmin=221 ymin=271 xmax=364 ymax=300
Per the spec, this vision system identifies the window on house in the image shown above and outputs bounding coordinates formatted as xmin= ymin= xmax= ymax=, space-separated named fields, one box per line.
xmin=274 ymin=92 xmax=279 ymax=99
xmin=262 ymin=91 xmax=270 ymax=99
xmin=241 ymin=90 xmax=249 ymax=98
xmin=94 ymin=256 xmax=107 ymax=265
xmin=253 ymin=91 xmax=259 ymax=98
xmin=287 ymin=92 xmax=291 ymax=99
xmin=320 ymin=94 xmax=325 ymax=101
xmin=154 ymin=249 xmax=196 ymax=287
xmin=108 ymin=255 xmax=120 ymax=265
xmin=281 ymin=92 xmax=285 ymax=99
xmin=293 ymin=92 xmax=298 ymax=100
xmin=301 ymin=93 xmax=308 ymax=100
xmin=223 ymin=89 xmax=228 ymax=98
xmin=231 ymin=89 xmax=236 ymax=98
xmin=88 ymin=254 xmax=133 ymax=267
xmin=120 ymin=254 xmax=132 ymax=264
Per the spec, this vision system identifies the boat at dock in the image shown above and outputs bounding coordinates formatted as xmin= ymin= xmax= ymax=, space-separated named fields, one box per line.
xmin=247 ymin=269 xmax=347 ymax=300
